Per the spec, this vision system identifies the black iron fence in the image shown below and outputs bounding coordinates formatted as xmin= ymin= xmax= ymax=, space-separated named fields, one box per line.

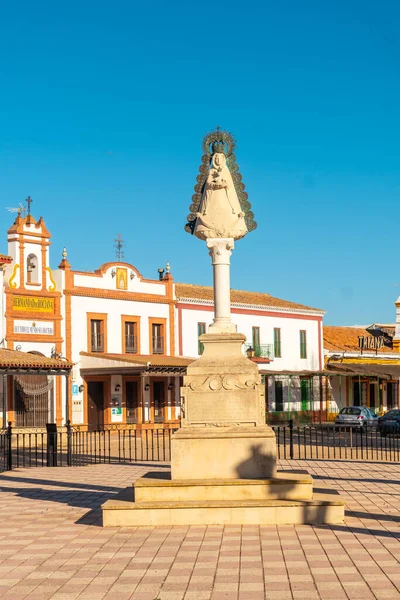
xmin=272 ymin=420 xmax=400 ymax=461
xmin=2 ymin=420 xmax=400 ymax=473
xmin=1 ymin=421 xmax=178 ymax=472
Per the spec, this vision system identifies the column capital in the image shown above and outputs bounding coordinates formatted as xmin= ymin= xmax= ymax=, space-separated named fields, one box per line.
xmin=207 ymin=238 xmax=234 ymax=265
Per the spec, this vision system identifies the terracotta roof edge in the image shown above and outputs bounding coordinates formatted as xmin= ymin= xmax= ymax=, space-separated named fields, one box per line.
xmin=177 ymin=295 xmax=325 ymax=315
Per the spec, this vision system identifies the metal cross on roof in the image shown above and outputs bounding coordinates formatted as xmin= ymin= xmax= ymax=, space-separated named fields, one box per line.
xmin=114 ymin=233 xmax=125 ymax=261
xmin=25 ymin=196 xmax=33 ymax=216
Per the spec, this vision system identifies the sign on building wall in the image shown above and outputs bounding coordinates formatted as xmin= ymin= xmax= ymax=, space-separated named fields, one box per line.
xmin=116 ymin=268 xmax=128 ymax=290
xmin=358 ymin=335 xmax=387 ymax=351
xmin=12 ymin=296 xmax=54 ymax=313
xmin=72 ymin=399 xmax=84 ymax=424
xmin=14 ymin=320 xmax=54 ymax=335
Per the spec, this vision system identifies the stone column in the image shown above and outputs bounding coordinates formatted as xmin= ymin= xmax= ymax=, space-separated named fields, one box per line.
xmin=207 ymin=237 xmax=236 ymax=334
xmin=393 ymin=298 xmax=400 ymax=352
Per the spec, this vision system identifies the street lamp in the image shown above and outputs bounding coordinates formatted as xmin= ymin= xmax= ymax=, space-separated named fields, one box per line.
xmin=246 ymin=346 xmax=255 ymax=359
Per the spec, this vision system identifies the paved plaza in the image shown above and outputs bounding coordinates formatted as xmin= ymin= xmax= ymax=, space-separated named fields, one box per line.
xmin=0 ymin=460 xmax=399 ymax=600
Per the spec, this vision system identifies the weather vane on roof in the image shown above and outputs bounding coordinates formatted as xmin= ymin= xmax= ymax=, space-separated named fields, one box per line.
xmin=114 ymin=234 xmax=125 ymax=261
xmin=6 ymin=202 xmax=26 ymax=218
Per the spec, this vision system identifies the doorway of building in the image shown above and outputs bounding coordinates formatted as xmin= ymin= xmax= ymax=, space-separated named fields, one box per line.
xmin=153 ymin=381 xmax=165 ymax=423
xmin=126 ymin=380 xmax=139 ymax=423
xmin=88 ymin=382 xmax=104 ymax=429
xmin=275 ymin=381 xmax=283 ymax=412
xmin=369 ymin=383 xmax=376 ymax=410
xmin=353 ymin=380 xmax=367 ymax=406
xmin=387 ymin=381 xmax=398 ymax=410
xmin=300 ymin=379 xmax=310 ymax=412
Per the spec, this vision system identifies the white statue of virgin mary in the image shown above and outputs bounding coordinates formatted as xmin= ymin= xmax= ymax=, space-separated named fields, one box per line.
xmin=194 ymin=152 xmax=248 ymax=241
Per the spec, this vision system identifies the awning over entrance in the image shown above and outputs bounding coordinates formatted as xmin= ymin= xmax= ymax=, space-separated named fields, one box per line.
xmin=0 ymin=349 xmax=73 ymax=375
xmin=326 ymin=361 xmax=400 ymax=380
xmin=79 ymin=351 xmax=193 ymax=376
xmin=259 ymin=369 xmax=347 ymax=377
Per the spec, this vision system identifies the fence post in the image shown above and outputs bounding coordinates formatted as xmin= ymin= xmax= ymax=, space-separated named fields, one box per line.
xmin=6 ymin=421 xmax=12 ymax=471
xmin=289 ymin=418 xmax=294 ymax=460
xmin=46 ymin=423 xmax=58 ymax=467
xmin=66 ymin=420 xmax=72 ymax=466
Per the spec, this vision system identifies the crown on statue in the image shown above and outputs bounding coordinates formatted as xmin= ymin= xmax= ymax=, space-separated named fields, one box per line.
xmin=212 ymin=140 xmax=226 ymax=154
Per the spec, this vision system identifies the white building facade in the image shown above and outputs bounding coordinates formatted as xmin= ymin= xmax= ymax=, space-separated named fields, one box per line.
xmin=176 ymin=283 xmax=325 ymax=416
xmin=0 ymin=210 xmax=326 ymax=428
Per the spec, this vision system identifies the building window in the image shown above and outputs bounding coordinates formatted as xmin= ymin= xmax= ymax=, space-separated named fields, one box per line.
xmin=274 ymin=328 xmax=281 ymax=358
xmin=275 ymin=381 xmax=284 ymax=412
xmin=91 ymin=320 xmax=104 ymax=352
xmin=125 ymin=321 xmax=138 ymax=354
xmin=198 ymin=322 xmax=206 ymax=355
xmin=152 ymin=323 xmax=164 ymax=354
xmin=252 ymin=326 xmax=260 ymax=354
xmin=300 ymin=330 xmax=307 ymax=359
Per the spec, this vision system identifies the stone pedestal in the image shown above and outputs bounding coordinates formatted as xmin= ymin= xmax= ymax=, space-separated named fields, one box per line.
xmin=173 ymin=331 xmax=276 ymax=479
xmin=172 ymin=426 xmax=276 ymax=480
xmin=102 ymin=332 xmax=345 ymax=526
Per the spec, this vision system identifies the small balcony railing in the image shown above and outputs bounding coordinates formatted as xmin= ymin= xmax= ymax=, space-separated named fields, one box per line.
xmin=125 ymin=334 xmax=138 ymax=354
xmin=244 ymin=343 xmax=274 ymax=359
xmin=91 ymin=333 xmax=104 ymax=353
xmin=152 ymin=336 xmax=164 ymax=354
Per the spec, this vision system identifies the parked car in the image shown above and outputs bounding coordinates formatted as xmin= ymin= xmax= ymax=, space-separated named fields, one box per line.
xmin=378 ymin=409 xmax=400 ymax=436
xmin=335 ymin=406 xmax=378 ymax=429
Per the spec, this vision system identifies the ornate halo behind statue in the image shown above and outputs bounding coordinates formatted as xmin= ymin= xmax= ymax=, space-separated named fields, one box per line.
xmin=185 ymin=127 xmax=257 ymax=236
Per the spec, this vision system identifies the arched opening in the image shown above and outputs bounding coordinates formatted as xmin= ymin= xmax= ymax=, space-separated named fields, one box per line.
xmin=26 ymin=253 xmax=38 ymax=284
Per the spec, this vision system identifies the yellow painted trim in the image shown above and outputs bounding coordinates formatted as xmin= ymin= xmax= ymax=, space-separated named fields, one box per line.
xmin=46 ymin=267 xmax=57 ymax=291
xmin=392 ymin=339 xmax=400 ymax=353
xmin=327 ymin=358 xmax=400 ymax=366
xmin=9 ymin=264 xmax=19 ymax=289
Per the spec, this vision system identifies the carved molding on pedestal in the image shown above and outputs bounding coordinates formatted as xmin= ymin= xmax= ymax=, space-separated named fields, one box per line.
xmin=188 ymin=375 xmax=258 ymax=392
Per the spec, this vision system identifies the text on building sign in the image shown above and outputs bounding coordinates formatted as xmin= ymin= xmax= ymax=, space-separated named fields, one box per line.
xmin=12 ymin=296 xmax=54 ymax=312
xmin=358 ymin=336 xmax=385 ymax=350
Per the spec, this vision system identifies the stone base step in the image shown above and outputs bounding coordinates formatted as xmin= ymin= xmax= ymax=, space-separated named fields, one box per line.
xmin=102 ymin=489 xmax=345 ymax=527
xmin=134 ymin=470 xmax=314 ymax=502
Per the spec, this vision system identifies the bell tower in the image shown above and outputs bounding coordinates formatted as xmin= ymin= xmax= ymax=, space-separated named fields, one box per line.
xmin=4 ymin=196 xmax=62 ymax=357
xmin=6 ymin=196 xmax=55 ymax=292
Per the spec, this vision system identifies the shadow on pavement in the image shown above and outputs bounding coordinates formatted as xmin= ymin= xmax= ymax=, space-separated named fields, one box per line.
xmin=313 ymin=474 xmax=400 ymax=486
xmin=0 ymin=474 xmax=120 ymax=492
xmin=0 ymin=485 xmax=117 ymax=510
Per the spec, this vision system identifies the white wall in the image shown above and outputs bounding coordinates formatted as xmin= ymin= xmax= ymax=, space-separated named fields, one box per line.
xmin=14 ymin=341 xmax=55 ymax=355
xmin=74 ymin=268 xmax=166 ymax=295
xmin=71 ymin=295 xmax=171 ymax=361
xmin=178 ymin=304 xmax=322 ymax=371
xmin=267 ymin=376 xmax=322 ymax=412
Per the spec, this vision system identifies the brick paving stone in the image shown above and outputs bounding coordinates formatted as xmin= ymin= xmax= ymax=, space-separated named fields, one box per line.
xmin=1 ymin=461 xmax=400 ymax=599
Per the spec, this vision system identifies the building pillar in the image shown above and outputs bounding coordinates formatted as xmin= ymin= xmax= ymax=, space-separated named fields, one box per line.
xmin=2 ymin=374 xmax=6 ymax=428
xmin=142 ymin=375 xmax=151 ymax=422
xmin=167 ymin=377 xmax=172 ymax=421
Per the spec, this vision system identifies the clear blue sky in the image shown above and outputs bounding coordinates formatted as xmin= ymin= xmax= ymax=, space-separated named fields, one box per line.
xmin=1 ymin=1 xmax=400 ymax=325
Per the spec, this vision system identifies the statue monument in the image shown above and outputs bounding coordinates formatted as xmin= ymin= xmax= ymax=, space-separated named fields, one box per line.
xmin=102 ymin=129 xmax=345 ymax=526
